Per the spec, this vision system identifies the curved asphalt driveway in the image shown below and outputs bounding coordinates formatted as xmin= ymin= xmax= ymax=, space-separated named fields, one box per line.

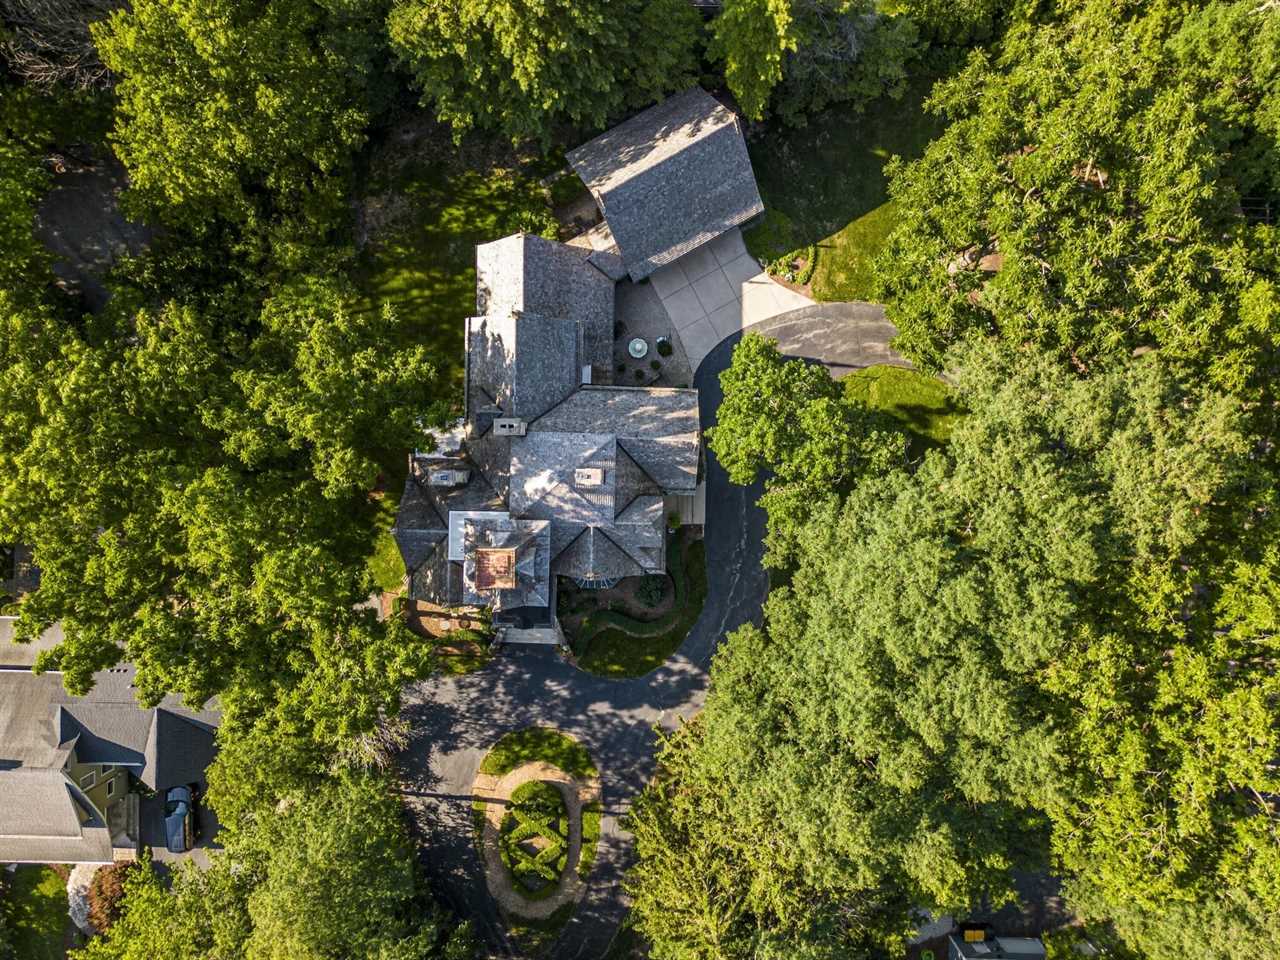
xmin=397 ymin=302 xmax=902 ymax=959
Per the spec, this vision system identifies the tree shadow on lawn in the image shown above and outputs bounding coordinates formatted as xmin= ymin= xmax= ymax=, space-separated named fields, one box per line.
xmin=744 ymin=74 xmax=950 ymax=271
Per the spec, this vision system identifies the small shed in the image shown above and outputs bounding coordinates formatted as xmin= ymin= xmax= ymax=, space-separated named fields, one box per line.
xmin=567 ymin=87 xmax=764 ymax=281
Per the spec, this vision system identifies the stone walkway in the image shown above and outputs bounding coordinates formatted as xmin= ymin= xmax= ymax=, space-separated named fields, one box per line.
xmin=651 ymin=229 xmax=813 ymax=370
xmin=474 ymin=760 xmax=602 ymax=919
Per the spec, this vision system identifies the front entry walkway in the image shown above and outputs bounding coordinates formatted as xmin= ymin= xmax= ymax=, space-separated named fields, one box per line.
xmin=652 ymin=229 xmax=813 ymax=370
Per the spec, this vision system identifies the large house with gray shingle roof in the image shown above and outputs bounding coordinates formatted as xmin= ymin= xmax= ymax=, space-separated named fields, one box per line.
xmin=390 ymin=88 xmax=765 ymax=634
xmin=392 ymin=230 xmax=701 ymax=631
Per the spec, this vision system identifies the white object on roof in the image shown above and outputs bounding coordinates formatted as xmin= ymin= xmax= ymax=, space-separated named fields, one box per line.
xmin=574 ymin=467 xmax=605 ymax=487
xmin=493 ymin=418 xmax=527 ymax=437
xmin=447 ymin=511 xmax=510 ymax=562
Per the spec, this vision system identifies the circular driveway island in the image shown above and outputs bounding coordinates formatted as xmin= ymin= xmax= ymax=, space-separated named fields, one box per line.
xmin=396 ymin=304 xmax=904 ymax=959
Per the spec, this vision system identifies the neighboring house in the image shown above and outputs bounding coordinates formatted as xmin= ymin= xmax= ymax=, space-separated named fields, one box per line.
xmin=0 ymin=665 xmax=218 ymax=864
xmin=567 ymin=86 xmax=764 ymax=281
xmin=948 ymin=929 xmax=1047 ymax=960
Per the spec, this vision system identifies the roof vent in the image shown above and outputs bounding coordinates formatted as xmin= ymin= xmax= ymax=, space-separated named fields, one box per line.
xmin=575 ymin=468 xmax=605 ymax=487
xmin=428 ymin=468 xmax=470 ymax=487
xmin=493 ymin=418 xmax=526 ymax=437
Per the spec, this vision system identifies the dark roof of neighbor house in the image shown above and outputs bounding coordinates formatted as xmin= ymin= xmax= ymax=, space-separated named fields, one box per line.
xmin=0 ymin=618 xmax=62 ymax=669
xmin=566 ymin=87 xmax=764 ymax=280
xmin=0 ymin=667 xmax=218 ymax=787
xmin=0 ymin=768 xmax=112 ymax=863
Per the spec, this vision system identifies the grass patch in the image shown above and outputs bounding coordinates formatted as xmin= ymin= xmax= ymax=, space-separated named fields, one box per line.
xmin=570 ymin=533 xmax=707 ymax=678
xmin=578 ymin=806 xmax=602 ymax=881
xmin=4 ymin=865 xmax=68 ymax=960
xmin=745 ymin=74 xmax=947 ymax=302
xmin=844 ymin=365 xmax=964 ymax=456
xmin=479 ymin=728 xmax=598 ymax=781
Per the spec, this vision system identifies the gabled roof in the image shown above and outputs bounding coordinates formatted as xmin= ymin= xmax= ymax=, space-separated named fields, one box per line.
xmin=508 ymin=433 xmax=618 ymax=527
xmin=476 ymin=233 xmax=615 ymax=381
xmin=467 ymin=311 xmax=581 ymax=421
xmin=531 ymin=387 xmax=700 ymax=492
xmin=553 ymin=526 xmax=646 ymax=583
xmin=567 ymin=87 xmax=764 ymax=280
xmin=0 ymin=768 xmax=112 ymax=864
xmin=0 ymin=668 xmax=218 ymax=785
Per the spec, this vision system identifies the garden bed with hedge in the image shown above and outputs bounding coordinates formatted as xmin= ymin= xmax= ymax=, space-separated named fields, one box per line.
xmin=499 ymin=781 xmax=570 ymax=900
xmin=562 ymin=529 xmax=707 ymax=678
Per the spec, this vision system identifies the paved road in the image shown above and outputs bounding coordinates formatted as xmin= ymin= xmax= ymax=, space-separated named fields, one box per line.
xmin=397 ymin=303 xmax=902 ymax=959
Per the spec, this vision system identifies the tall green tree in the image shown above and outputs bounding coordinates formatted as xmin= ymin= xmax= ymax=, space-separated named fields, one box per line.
xmin=635 ymin=342 xmax=1280 ymax=958
xmin=386 ymin=0 xmax=701 ymax=145
xmin=0 ymin=254 xmax=446 ymax=743
xmin=75 ymin=775 xmax=473 ymax=960
xmin=707 ymin=333 xmax=905 ymax=566
xmin=93 ymin=0 xmax=390 ymax=231
xmin=710 ymin=0 xmax=919 ymax=123
xmin=875 ymin=0 xmax=1280 ymax=392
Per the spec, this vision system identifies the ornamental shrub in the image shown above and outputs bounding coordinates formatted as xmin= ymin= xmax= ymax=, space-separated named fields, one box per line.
xmin=89 ymin=861 xmax=140 ymax=933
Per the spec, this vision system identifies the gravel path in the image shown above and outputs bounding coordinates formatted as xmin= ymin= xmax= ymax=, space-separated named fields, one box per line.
xmin=475 ymin=760 xmax=601 ymax=919
xmin=396 ymin=304 xmax=903 ymax=959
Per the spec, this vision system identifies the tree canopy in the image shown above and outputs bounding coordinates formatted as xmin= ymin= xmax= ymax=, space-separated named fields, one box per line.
xmin=93 ymin=0 xmax=391 ymax=230
xmin=386 ymin=0 xmax=702 ymax=145
xmin=875 ymin=0 xmax=1280 ymax=392
xmin=709 ymin=0 xmax=919 ymax=124
xmin=635 ymin=338 xmax=1280 ymax=959
xmin=74 ymin=774 xmax=473 ymax=960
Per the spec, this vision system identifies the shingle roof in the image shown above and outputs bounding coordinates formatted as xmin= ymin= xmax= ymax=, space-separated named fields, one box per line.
xmin=0 ymin=667 xmax=219 ymax=789
xmin=460 ymin=517 xmax=552 ymax=610
xmin=567 ymin=87 xmax=764 ymax=280
xmin=476 ymin=234 xmax=615 ymax=382
xmin=467 ymin=311 xmax=581 ymax=421
xmin=508 ymin=433 xmax=618 ymax=526
xmin=0 ymin=619 xmax=62 ymax=668
xmin=531 ymin=387 xmax=700 ymax=491
xmin=0 ymin=768 xmax=112 ymax=864
xmin=553 ymin=527 xmax=646 ymax=583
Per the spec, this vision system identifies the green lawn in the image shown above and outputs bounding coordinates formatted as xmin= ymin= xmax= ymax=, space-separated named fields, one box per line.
xmin=5 ymin=865 xmax=69 ymax=960
xmin=570 ymin=534 xmax=707 ymax=678
xmin=844 ymin=364 xmax=964 ymax=455
xmin=479 ymin=727 xmax=599 ymax=781
xmin=745 ymin=74 xmax=947 ymax=302
xmin=352 ymin=133 xmax=559 ymax=592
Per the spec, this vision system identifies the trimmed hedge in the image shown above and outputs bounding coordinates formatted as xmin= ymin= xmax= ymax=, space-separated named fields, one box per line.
xmin=499 ymin=781 xmax=570 ymax=900
xmin=573 ymin=533 xmax=708 ymax=677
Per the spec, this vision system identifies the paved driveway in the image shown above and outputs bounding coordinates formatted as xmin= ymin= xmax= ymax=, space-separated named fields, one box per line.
xmin=396 ymin=307 xmax=905 ymax=959
xmin=650 ymin=230 xmax=813 ymax=369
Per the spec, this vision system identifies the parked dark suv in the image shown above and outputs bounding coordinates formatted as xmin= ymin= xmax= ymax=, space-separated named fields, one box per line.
xmin=163 ymin=785 xmax=200 ymax=853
